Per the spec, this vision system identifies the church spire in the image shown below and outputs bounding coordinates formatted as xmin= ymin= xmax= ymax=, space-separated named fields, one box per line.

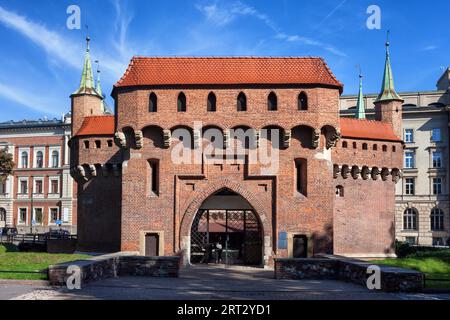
xmin=355 ymin=69 xmax=366 ymax=119
xmin=95 ymin=60 xmax=104 ymax=98
xmin=374 ymin=31 xmax=403 ymax=103
xmin=72 ymin=35 xmax=101 ymax=97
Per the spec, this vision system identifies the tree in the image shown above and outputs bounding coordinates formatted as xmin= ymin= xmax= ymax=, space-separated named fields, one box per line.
xmin=0 ymin=148 xmax=14 ymax=182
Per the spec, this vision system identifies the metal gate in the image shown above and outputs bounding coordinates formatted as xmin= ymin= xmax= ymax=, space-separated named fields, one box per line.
xmin=190 ymin=209 xmax=263 ymax=265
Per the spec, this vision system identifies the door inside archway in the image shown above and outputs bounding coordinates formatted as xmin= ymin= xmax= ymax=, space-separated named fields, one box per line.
xmin=190 ymin=190 xmax=263 ymax=266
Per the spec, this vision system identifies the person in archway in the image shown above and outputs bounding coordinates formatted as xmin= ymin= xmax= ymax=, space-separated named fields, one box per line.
xmin=215 ymin=237 xmax=223 ymax=264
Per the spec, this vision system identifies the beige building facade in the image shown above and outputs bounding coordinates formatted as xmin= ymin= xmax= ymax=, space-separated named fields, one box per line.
xmin=340 ymin=68 xmax=450 ymax=246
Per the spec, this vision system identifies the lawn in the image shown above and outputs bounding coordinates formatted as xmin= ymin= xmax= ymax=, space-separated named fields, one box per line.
xmin=373 ymin=249 xmax=450 ymax=290
xmin=0 ymin=244 xmax=91 ymax=280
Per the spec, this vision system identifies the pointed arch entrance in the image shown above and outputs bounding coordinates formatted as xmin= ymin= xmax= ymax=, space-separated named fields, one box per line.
xmin=189 ymin=189 xmax=263 ymax=266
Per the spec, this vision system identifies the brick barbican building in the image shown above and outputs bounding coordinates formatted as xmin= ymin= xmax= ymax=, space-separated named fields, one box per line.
xmin=69 ymin=37 xmax=404 ymax=266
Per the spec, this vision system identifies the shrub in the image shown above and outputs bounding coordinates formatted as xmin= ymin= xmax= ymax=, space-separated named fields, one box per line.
xmin=0 ymin=244 xmax=20 ymax=253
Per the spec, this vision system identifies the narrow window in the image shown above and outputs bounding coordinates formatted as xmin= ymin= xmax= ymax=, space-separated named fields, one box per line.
xmin=336 ymin=185 xmax=344 ymax=197
xmin=237 ymin=92 xmax=247 ymax=111
xmin=431 ymin=208 xmax=444 ymax=231
xmin=20 ymin=180 xmax=28 ymax=194
xmin=149 ymin=92 xmax=157 ymax=112
xmin=148 ymin=160 xmax=159 ymax=196
xmin=0 ymin=181 xmax=5 ymax=195
xmin=268 ymin=92 xmax=277 ymax=111
xmin=433 ymin=178 xmax=443 ymax=195
xmin=392 ymin=146 xmax=396 ymax=152
xmin=51 ymin=150 xmax=59 ymax=168
xmin=21 ymin=151 xmax=28 ymax=168
xmin=295 ymin=159 xmax=307 ymax=196
xmin=84 ymin=141 xmax=90 ymax=149
xmin=404 ymin=129 xmax=414 ymax=143
xmin=36 ymin=151 xmax=43 ymax=168
xmin=362 ymin=143 xmax=368 ymax=150
xmin=405 ymin=152 xmax=415 ymax=168
xmin=50 ymin=208 xmax=60 ymax=224
xmin=19 ymin=208 xmax=27 ymax=224
xmin=177 ymin=92 xmax=186 ymax=112
xmin=405 ymin=178 xmax=415 ymax=195
xmin=34 ymin=208 xmax=43 ymax=225
xmin=107 ymin=140 xmax=113 ymax=147
xmin=432 ymin=151 xmax=442 ymax=168
xmin=207 ymin=92 xmax=216 ymax=112
xmin=382 ymin=145 xmax=387 ymax=152
xmin=352 ymin=142 xmax=357 ymax=149
xmin=298 ymin=92 xmax=308 ymax=110
xmin=95 ymin=140 xmax=101 ymax=149
xmin=35 ymin=180 xmax=43 ymax=194
xmin=51 ymin=179 xmax=59 ymax=194
xmin=373 ymin=144 xmax=378 ymax=151
xmin=403 ymin=208 xmax=418 ymax=230
xmin=342 ymin=141 xmax=348 ymax=148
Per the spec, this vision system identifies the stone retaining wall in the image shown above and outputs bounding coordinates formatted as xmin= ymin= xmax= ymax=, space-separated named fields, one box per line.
xmin=274 ymin=257 xmax=424 ymax=293
xmin=48 ymin=252 xmax=180 ymax=286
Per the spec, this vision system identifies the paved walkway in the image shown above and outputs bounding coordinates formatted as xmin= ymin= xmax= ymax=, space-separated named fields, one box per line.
xmin=10 ymin=265 xmax=450 ymax=300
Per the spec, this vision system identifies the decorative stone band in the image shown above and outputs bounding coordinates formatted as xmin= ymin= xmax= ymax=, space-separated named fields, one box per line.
xmin=333 ymin=164 xmax=402 ymax=183
xmin=283 ymin=129 xmax=292 ymax=148
xmin=326 ymin=130 xmax=341 ymax=149
xmin=312 ymin=129 xmax=320 ymax=149
xmin=70 ymin=163 xmax=122 ymax=182
xmin=114 ymin=131 xmax=127 ymax=148
xmin=134 ymin=130 xmax=144 ymax=149
xmin=163 ymin=129 xmax=172 ymax=148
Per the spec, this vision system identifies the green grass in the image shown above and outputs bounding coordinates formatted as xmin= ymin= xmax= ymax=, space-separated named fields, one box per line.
xmin=373 ymin=249 xmax=450 ymax=290
xmin=0 ymin=244 xmax=91 ymax=280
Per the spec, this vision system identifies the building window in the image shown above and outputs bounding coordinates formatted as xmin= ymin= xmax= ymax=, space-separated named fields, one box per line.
xmin=18 ymin=208 xmax=27 ymax=224
xmin=431 ymin=128 xmax=441 ymax=142
xmin=405 ymin=152 xmax=415 ymax=169
xmin=35 ymin=180 xmax=43 ymax=194
xmin=295 ymin=159 xmax=307 ymax=196
xmin=33 ymin=208 xmax=43 ymax=225
xmin=298 ymin=92 xmax=308 ymax=110
xmin=0 ymin=181 xmax=6 ymax=195
xmin=148 ymin=160 xmax=159 ymax=196
xmin=403 ymin=208 xmax=418 ymax=230
xmin=405 ymin=178 xmax=415 ymax=195
xmin=20 ymin=180 xmax=28 ymax=194
xmin=336 ymin=185 xmax=344 ymax=197
xmin=237 ymin=92 xmax=247 ymax=111
xmin=36 ymin=151 xmax=43 ymax=168
xmin=362 ymin=143 xmax=368 ymax=150
xmin=432 ymin=151 xmax=442 ymax=168
xmin=405 ymin=237 xmax=416 ymax=245
xmin=84 ymin=140 xmax=90 ymax=149
xmin=95 ymin=140 xmax=101 ymax=149
xmin=107 ymin=140 xmax=113 ymax=147
xmin=268 ymin=92 xmax=277 ymax=111
xmin=21 ymin=151 xmax=28 ymax=168
xmin=149 ymin=92 xmax=157 ymax=112
xmin=433 ymin=178 xmax=443 ymax=195
xmin=373 ymin=144 xmax=378 ymax=151
xmin=404 ymin=129 xmax=414 ymax=143
xmin=392 ymin=146 xmax=396 ymax=152
xmin=433 ymin=237 xmax=445 ymax=246
xmin=207 ymin=92 xmax=216 ymax=112
xmin=50 ymin=208 xmax=60 ymax=224
xmin=50 ymin=179 xmax=59 ymax=194
xmin=431 ymin=208 xmax=445 ymax=231
xmin=0 ymin=208 xmax=5 ymax=222
xmin=177 ymin=92 xmax=187 ymax=112
xmin=382 ymin=145 xmax=387 ymax=152
xmin=352 ymin=142 xmax=357 ymax=149
xmin=51 ymin=150 xmax=59 ymax=168
xmin=342 ymin=141 xmax=348 ymax=148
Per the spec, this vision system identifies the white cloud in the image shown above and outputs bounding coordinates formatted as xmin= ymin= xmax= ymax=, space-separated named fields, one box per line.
xmin=0 ymin=82 xmax=59 ymax=115
xmin=196 ymin=1 xmax=347 ymax=57
xmin=421 ymin=45 xmax=438 ymax=51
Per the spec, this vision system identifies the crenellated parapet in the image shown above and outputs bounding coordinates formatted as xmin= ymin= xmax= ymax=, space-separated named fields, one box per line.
xmin=333 ymin=164 xmax=402 ymax=183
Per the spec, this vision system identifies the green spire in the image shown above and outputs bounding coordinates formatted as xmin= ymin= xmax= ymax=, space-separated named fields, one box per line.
xmin=72 ymin=36 xmax=101 ymax=97
xmin=95 ymin=60 xmax=107 ymax=113
xmin=355 ymin=73 xmax=366 ymax=119
xmin=375 ymin=32 xmax=403 ymax=103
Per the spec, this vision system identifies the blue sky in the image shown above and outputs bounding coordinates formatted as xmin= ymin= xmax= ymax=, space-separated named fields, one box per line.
xmin=0 ymin=0 xmax=448 ymax=122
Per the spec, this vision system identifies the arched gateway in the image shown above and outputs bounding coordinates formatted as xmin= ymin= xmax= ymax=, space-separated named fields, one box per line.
xmin=189 ymin=189 xmax=264 ymax=266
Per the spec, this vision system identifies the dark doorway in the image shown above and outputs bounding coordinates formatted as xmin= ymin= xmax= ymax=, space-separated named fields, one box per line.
xmin=293 ymin=235 xmax=308 ymax=258
xmin=145 ymin=233 xmax=159 ymax=256
xmin=190 ymin=209 xmax=263 ymax=266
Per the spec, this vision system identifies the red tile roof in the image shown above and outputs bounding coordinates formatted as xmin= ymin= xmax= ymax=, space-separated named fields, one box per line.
xmin=75 ymin=116 xmax=115 ymax=137
xmin=340 ymin=118 xmax=402 ymax=142
xmin=114 ymin=57 xmax=343 ymax=92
